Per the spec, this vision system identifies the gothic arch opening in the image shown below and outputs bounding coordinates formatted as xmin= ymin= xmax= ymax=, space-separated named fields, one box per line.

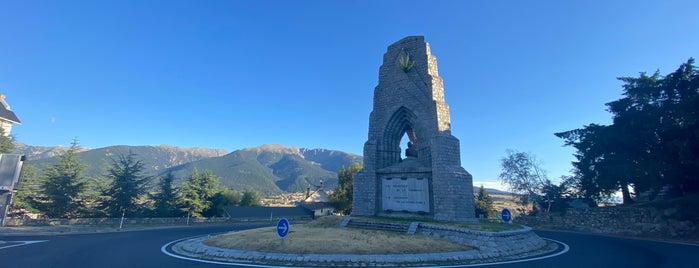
xmin=379 ymin=106 xmax=422 ymax=168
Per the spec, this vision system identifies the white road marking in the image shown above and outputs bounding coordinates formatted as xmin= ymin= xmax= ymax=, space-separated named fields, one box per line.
xmin=0 ymin=240 xmax=48 ymax=250
xmin=162 ymin=236 xmax=570 ymax=267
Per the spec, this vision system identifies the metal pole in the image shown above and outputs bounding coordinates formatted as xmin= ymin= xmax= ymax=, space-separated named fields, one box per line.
xmin=119 ymin=209 xmax=126 ymax=230
xmin=0 ymin=191 xmax=12 ymax=227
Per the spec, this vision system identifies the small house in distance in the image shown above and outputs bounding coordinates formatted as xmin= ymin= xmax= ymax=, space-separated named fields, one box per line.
xmin=298 ymin=182 xmax=335 ymax=217
xmin=0 ymin=94 xmax=21 ymax=135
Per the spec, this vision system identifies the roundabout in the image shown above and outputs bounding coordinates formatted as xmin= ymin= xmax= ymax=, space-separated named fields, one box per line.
xmin=162 ymin=235 xmax=568 ymax=267
xmin=161 ymin=217 xmax=569 ymax=267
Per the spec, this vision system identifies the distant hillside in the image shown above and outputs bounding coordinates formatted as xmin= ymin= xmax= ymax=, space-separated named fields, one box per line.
xmin=13 ymin=142 xmax=89 ymax=160
xmin=474 ymin=186 xmax=511 ymax=195
xmin=164 ymin=144 xmax=362 ymax=195
xmin=18 ymin=143 xmax=504 ymax=197
xmin=26 ymin=145 xmax=228 ymax=178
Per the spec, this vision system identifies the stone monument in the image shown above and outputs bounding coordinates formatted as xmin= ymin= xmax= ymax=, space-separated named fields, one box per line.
xmin=352 ymin=36 xmax=476 ymax=222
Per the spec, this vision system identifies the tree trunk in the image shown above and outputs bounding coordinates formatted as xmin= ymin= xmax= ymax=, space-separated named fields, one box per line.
xmin=620 ymin=181 xmax=634 ymax=204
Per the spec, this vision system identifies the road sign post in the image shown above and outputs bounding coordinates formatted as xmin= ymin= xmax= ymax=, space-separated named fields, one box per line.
xmin=276 ymin=218 xmax=290 ymax=246
xmin=501 ymin=208 xmax=512 ymax=223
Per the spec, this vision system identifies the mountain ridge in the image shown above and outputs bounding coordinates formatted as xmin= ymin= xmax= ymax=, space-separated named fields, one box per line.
xmin=14 ymin=143 xmax=508 ymax=196
xmin=17 ymin=143 xmax=362 ymax=195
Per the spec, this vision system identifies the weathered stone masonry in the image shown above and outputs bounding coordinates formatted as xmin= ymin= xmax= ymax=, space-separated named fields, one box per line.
xmin=352 ymin=36 xmax=476 ymax=222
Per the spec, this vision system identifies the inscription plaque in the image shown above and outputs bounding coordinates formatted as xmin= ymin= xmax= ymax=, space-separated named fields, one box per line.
xmin=381 ymin=177 xmax=430 ymax=212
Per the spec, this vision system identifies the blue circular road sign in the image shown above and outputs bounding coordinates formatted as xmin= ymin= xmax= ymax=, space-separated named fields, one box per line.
xmin=276 ymin=218 xmax=290 ymax=238
xmin=501 ymin=208 xmax=512 ymax=223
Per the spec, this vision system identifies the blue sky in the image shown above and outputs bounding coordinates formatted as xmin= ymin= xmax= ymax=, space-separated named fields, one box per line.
xmin=1 ymin=1 xmax=697 ymax=189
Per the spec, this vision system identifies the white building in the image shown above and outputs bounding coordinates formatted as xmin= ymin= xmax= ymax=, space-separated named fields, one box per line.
xmin=0 ymin=94 xmax=21 ymax=135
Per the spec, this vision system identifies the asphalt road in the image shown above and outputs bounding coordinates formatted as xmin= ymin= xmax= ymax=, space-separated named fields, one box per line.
xmin=488 ymin=230 xmax=698 ymax=268
xmin=0 ymin=224 xmax=265 ymax=268
xmin=0 ymin=225 xmax=696 ymax=268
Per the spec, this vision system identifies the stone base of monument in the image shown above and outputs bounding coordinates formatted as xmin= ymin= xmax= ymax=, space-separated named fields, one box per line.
xmin=169 ymin=217 xmax=559 ymax=267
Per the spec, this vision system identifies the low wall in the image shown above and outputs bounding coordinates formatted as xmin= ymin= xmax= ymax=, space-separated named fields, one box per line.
xmin=344 ymin=218 xmax=550 ymax=259
xmin=418 ymin=223 xmax=548 ymax=258
xmin=517 ymin=207 xmax=697 ymax=238
xmin=2 ymin=217 xmax=232 ymax=227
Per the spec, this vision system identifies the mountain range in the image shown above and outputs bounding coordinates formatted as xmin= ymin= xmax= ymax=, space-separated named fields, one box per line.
xmin=16 ymin=143 xmax=361 ymax=195
xmin=15 ymin=143 xmax=507 ymax=196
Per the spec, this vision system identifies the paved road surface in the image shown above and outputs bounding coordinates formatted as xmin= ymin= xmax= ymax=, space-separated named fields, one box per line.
xmin=0 ymin=224 xmax=263 ymax=268
xmin=488 ymin=230 xmax=697 ymax=268
xmin=0 ymin=225 xmax=696 ymax=267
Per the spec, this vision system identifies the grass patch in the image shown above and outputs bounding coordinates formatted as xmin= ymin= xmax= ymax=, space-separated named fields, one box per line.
xmin=203 ymin=216 xmax=474 ymax=254
xmin=457 ymin=219 xmax=523 ymax=232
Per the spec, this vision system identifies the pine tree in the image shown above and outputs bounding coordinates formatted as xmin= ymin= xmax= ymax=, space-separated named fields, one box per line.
xmin=100 ymin=152 xmax=152 ymax=217
xmin=474 ymin=185 xmax=494 ymax=218
xmin=8 ymin=164 xmax=40 ymax=216
xmin=556 ymin=58 xmax=699 ymax=201
xmin=0 ymin=127 xmax=14 ymax=154
xmin=32 ymin=140 xmax=87 ymax=218
xmin=151 ymin=172 xmax=180 ymax=217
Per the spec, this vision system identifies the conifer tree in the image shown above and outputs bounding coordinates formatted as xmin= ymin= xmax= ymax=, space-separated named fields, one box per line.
xmin=179 ymin=169 xmax=222 ymax=217
xmin=474 ymin=185 xmax=494 ymax=218
xmin=100 ymin=152 xmax=152 ymax=217
xmin=330 ymin=162 xmax=361 ymax=215
xmin=9 ymin=164 xmax=40 ymax=216
xmin=32 ymin=140 xmax=87 ymax=218
xmin=151 ymin=172 xmax=180 ymax=217
xmin=0 ymin=127 xmax=14 ymax=154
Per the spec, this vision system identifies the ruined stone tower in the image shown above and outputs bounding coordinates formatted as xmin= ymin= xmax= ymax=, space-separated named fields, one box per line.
xmin=352 ymin=36 xmax=475 ymax=222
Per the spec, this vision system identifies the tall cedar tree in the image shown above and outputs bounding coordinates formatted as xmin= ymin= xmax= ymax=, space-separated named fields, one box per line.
xmin=151 ymin=172 xmax=180 ymax=217
xmin=330 ymin=162 xmax=361 ymax=215
xmin=32 ymin=140 xmax=87 ymax=218
xmin=556 ymin=58 xmax=699 ymax=202
xmin=100 ymin=152 xmax=152 ymax=217
xmin=179 ymin=169 xmax=223 ymax=217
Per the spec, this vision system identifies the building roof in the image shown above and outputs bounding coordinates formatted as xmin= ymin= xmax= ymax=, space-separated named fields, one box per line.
xmin=303 ymin=189 xmax=331 ymax=203
xmin=0 ymin=94 xmax=20 ymax=124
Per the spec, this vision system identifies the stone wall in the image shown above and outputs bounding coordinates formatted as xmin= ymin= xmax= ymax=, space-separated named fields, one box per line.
xmin=3 ymin=217 xmax=254 ymax=227
xmin=517 ymin=207 xmax=697 ymax=238
xmin=418 ymin=223 xmax=548 ymax=259
xmin=343 ymin=217 xmax=549 ymax=259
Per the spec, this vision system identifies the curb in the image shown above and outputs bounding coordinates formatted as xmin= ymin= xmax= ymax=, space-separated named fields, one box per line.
xmin=166 ymin=236 xmax=562 ymax=267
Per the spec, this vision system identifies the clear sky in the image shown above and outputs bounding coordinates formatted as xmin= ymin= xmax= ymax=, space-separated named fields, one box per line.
xmin=1 ymin=1 xmax=697 ymax=189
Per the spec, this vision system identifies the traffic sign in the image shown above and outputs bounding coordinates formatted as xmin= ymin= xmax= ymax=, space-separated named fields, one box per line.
xmin=276 ymin=218 xmax=290 ymax=238
xmin=501 ymin=208 xmax=512 ymax=223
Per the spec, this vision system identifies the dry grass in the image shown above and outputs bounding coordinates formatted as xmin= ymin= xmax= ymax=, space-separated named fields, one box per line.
xmin=490 ymin=193 xmax=532 ymax=217
xmin=204 ymin=217 xmax=474 ymax=254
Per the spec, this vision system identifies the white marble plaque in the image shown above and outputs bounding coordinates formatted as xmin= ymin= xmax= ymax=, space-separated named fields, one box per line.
xmin=381 ymin=177 xmax=430 ymax=212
